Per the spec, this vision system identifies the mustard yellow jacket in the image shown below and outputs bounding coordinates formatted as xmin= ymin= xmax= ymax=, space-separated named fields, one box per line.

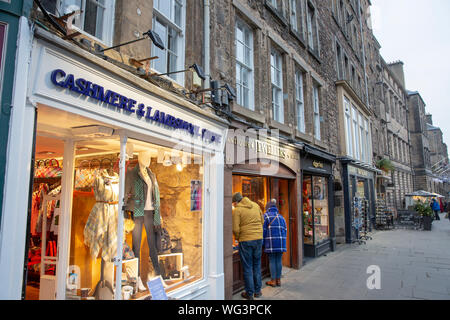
xmin=232 ymin=197 xmax=264 ymax=242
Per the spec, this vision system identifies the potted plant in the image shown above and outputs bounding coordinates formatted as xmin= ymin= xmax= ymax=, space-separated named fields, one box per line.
xmin=376 ymin=158 xmax=395 ymax=173
xmin=414 ymin=200 xmax=433 ymax=231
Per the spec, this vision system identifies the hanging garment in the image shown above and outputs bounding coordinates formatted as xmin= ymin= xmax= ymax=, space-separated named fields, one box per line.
xmin=83 ymin=170 xmax=120 ymax=262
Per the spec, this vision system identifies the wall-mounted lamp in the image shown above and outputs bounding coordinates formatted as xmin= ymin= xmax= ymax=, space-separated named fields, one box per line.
xmin=194 ymin=80 xmax=236 ymax=109
xmin=153 ymin=63 xmax=206 ymax=81
xmin=96 ymin=29 xmax=165 ymax=53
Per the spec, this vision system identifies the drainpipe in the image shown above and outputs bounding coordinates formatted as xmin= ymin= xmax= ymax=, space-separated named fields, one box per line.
xmin=204 ymin=0 xmax=211 ymax=89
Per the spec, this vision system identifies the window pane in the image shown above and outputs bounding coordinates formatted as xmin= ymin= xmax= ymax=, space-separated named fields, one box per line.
xmin=62 ymin=0 xmax=82 ymax=21
xmin=152 ymin=19 xmax=167 ymax=73
xmin=313 ymin=176 xmax=329 ymax=244
xmin=174 ymin=1 xmax=182 ymax=26
xmin=236 ymin=41 xmax=244 ymax=64
xmin=303 ymin=176 xmax=313 ymax=244
xmin=156 ymin=0 xmax=171 ymax=18
xmin=290 ymin=0 xmax=298 ymax=31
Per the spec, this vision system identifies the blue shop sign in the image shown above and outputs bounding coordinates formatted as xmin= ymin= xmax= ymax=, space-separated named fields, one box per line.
xmin=50 ymin=69 xmax=222 ymax=144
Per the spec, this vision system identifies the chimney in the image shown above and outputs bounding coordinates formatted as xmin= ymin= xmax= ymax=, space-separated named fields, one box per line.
xmin=388 ymin=61 xmax=406 ymax=89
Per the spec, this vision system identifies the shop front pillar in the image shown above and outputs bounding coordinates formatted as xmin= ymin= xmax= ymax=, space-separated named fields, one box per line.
xmin=0 ymin=16 xmax=34 ymax=299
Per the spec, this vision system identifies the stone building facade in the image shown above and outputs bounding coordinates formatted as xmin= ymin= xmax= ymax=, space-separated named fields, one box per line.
xmin=426 ymin=115 xmax=449 ymax=196
xmin=377 ymin=60 xmax=413 ymax=210
xmin=407 ymin=91 xmax=434 ymax=192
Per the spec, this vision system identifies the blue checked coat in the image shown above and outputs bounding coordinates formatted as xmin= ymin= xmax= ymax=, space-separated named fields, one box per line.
xmin=263 ymin=206 xmax=287 ymax=253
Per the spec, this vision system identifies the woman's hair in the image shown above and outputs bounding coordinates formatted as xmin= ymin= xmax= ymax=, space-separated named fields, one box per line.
xmin=265 ymin=199 xmax=277 ymax=211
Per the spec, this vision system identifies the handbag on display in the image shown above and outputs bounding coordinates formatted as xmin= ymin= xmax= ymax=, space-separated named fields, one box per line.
xmin=43 ymin=159 xmax=63 ymax=178
xmin=170 ymin=236 xmax=183 ymax=254
xmin=123 ymin=211 xmax=135 ymax=233
xmin=156 ymin=227 xmax=172 ymax=254
xmin=34 ymin=160 xmax=46 ymax=178
xmin=122 ymin=242 xmax=135 ymax=260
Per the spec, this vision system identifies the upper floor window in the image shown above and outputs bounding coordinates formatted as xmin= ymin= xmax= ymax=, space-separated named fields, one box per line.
xmin=344 ymin=96 xmax=353 ymax=157
xmin=313 ymin=84 xmax=321 ymax=140
xmin=271 ymin=49 xmax=284 ymax=123
xmin=295 ymin=70 xmax=305 ymax=133
xmin=235 ymin=19 xmax=254 ymax=110
xmin=270 ymin=0 xmax=278 ymax=8
xmin=352 ymin=105 xmax=361 ymax=160
xmin=152 ymin=0 xmax=185 ymax=84
xmin=306 ymin=2 xmax=319 ymax=53
xmin=59 ymin=0 xmax=115 ymax=44
xmin=290 ymin=0 xmax=304 ymax=35
xmin=336 ymin=41 xmax=343 ymax=79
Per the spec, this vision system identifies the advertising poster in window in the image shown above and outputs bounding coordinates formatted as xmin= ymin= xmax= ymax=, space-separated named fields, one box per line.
xmin=190 ymin=180 xmax=202 ymax=211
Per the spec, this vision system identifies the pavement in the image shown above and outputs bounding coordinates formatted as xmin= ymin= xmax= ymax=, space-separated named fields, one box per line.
xmin=233 ymin=212 xmax=450 ymax=300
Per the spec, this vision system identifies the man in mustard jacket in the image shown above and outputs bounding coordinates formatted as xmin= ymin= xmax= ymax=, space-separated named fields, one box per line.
xmin=232 ymin=192 xmax=264 ymax=300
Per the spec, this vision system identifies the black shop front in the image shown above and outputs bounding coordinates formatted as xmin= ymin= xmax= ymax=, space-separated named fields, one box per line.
xmin=300 ymin=145 xmax=336 ymax=258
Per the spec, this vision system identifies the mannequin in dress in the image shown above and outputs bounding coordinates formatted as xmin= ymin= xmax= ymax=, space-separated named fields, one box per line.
xmin=125 ymin=150 xmax=162 ymax=291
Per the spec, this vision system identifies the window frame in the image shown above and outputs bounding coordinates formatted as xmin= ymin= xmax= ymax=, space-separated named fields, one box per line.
xmin=344 ymin=96 xmax=354 ymax=158
xmin=313 ymin=84 xmax=321 ymax=141
xmin=295 ymin=68 xmax=305 ymax=133
xmin=151 ymin=0 xmax=186 ymax=86
xmin=305 ymin=1 xmax=320 ymax=56
xmin=235 ymin=18 xmax=255 ymax=111
xmin=271 ymin=48 xmax=284 ymax=123
xmin=57 ymin=0 xmax=115 ymax=46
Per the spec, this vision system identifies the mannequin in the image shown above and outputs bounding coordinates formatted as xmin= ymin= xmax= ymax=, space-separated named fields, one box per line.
xmin=125 ymin=150 xmax=162 ymax=291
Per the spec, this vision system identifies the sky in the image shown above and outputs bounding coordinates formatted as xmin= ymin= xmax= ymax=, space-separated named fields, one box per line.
xmin=371 ymin=0 xmax=450 ymax=150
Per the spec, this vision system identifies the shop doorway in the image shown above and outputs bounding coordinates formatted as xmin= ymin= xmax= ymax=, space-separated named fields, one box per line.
xmin=232 ymin=174 xmax=296 ymax=293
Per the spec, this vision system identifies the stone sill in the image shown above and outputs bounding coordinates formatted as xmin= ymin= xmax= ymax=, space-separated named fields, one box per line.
xmin=289 ymin=28 xmax=306 ymax=49
xmin=269 ymin=119 xmax=293 ymax=136
xmin=294 ymin=129 xmax=313 ymax=143
xmin=231 ymin=104 xmax=266 ymax=124
xmin=313 ymin=139 xmax=328 ymax=150
xmin=307 ymin=46 xmax=322 ymax=64
xmin=264 ymin=1 xmax=289 ymax=27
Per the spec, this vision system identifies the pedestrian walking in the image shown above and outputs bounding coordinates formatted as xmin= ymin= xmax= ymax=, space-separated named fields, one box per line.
xmin=431 ymin=198 xmax=441 ymax=221
xmin=232 ymin=192 xmax=264 ymax=300
xmin=263 ymin=199 xmax=287 ymax=288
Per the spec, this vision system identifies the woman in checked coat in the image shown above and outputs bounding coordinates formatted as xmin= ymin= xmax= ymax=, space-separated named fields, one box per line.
xmin=263 ymin=199 xmax=287 ymax=287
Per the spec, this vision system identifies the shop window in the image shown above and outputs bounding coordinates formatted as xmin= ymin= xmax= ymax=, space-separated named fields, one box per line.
xmin=302 ymin=175 xmax=329 ymax=245
xmin=235 ymin=18 xmax=255 ymax=110
xmin=271 ymin=49 xmax=284 ymax=123
xmin=59 ymin=0 xmax=115 ymax=45
xmin=67 ymin=137 xmax=204 ymax=299
xmin=24 ymin=106 xmax=205 ymax=300
xmin=152 ymin=0 xmax=185 ymax=84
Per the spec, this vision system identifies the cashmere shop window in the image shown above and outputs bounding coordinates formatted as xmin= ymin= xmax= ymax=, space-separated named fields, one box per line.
xmin=123 ymin=138 xmax=204 ymax=296
xmin=67 ymin=136 xmax=204 ymax=300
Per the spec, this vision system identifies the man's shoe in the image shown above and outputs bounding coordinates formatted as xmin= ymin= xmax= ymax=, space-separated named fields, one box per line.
xmin=266 ymin=279 xmax=277 ymax=287
xmin=276 ymin=279 xmax=281 ymax=287
xmin=241 ymin=291 xmax=254 ymax=300
xmin=254 ymin=292 xmax=262 ymax=298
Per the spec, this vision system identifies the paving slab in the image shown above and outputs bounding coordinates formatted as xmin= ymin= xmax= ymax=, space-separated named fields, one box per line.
xmin=233 ymin=218 xmax=450 ymax=300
